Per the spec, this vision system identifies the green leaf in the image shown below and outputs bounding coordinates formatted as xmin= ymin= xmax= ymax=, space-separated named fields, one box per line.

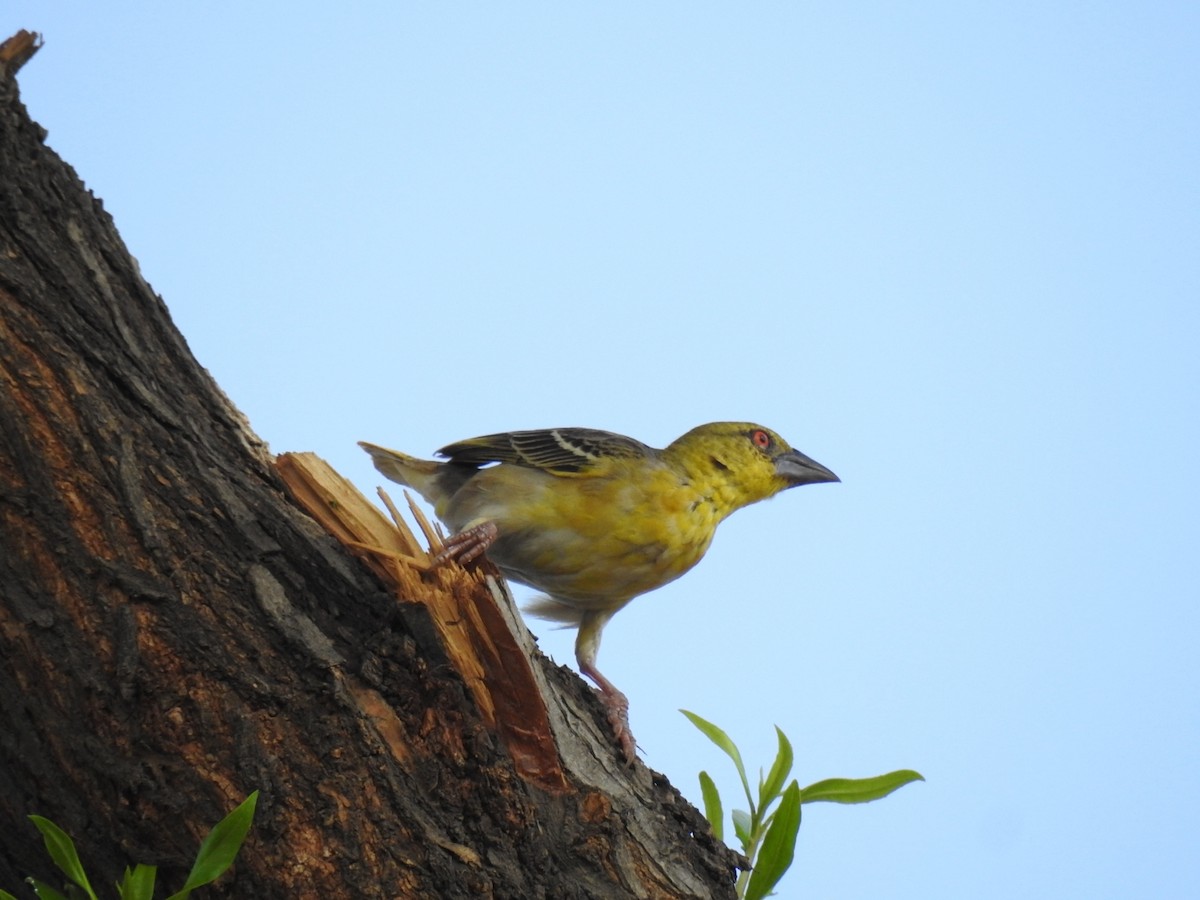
xmin=801 ymin=769 xmax=925 ymax=804
xmin=697 ymin=771 xmax=724 ymax=843
xmin=27 ymin=818 xmax=98 ymax=900
xmin=0 ymin=890 xmax=18 ymax=900
xmin=165 ymin=791 xmax=258 ymax=900
xmin=117 ymin=864 xmax=157 ymax=900
xmin=731 ymin=809 xmax=753 ymax=853
xmin=744 ymin=781 xmax=802 ymax=900
xmin=25 ymin=879 xmax=69 ymax=900
xmin=757 ymin=726 xmax=794 ymax=812
xmin=680 ymin=710 xmax=753 ymax=813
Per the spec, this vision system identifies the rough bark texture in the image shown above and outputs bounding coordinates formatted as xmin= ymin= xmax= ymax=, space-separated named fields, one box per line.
xmin=0 ymin=33 xmax=737 ymax=898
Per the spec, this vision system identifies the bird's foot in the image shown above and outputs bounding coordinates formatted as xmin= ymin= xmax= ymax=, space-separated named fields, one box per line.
xmin=596 ymin=684 xmax=637 ymax=765
xmin=434 ymin=521 xmax=498 ymax=567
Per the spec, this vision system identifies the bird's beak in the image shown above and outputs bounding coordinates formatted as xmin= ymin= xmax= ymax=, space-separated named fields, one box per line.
xmin=774 ymin=450 xmax=840 ymax=486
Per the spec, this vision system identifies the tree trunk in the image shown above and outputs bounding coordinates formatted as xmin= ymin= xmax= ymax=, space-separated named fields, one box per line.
xmin=0 ymin=32 xmax=736 ymax=899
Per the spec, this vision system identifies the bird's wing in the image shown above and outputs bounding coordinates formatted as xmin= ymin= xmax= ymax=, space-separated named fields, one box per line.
xmin=437 ymin=428 xmax=654 ymax=475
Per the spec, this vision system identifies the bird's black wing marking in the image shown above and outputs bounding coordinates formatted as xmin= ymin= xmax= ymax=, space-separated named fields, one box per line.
xmin=437 ymin=428 xmax=654 ymax=474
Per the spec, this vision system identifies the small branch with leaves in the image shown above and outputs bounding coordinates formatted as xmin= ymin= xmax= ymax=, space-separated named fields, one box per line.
xmin=682 ymin=711 xmax=923 ymax=900
xmin=1 ymin=793 xmax=258 ymax=900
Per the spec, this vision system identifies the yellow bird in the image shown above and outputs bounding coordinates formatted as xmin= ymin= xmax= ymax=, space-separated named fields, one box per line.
xmin=359 ymin=423 xmax=838 ymax=761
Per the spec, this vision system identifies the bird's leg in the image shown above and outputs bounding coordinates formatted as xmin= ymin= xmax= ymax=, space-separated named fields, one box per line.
xmin=577 ymin=611 xmax=637 ymax=763
xmin=579 ymin=660 xmax=636 ymax=764
xmin=434 ymin=521 xmax=498 ymax=566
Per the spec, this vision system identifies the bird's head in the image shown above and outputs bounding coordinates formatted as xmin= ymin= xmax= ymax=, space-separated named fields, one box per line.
xmin=663 ymin=422 xmax=839 ymax=511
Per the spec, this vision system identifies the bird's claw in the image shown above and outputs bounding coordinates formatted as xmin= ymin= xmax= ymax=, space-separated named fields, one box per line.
xmin=597 ymin=685 xmax=637 ymax=764
xmin=434 ymin=521 xmax=498 ymax=567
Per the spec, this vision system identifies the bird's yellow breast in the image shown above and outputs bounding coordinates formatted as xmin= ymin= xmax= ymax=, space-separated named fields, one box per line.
xmin=443 ymin=457 xmax=723 ymax=610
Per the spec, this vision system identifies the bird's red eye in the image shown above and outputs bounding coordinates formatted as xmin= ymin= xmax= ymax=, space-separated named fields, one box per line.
xmin=751 ymin=429 xmax=772 ymax=450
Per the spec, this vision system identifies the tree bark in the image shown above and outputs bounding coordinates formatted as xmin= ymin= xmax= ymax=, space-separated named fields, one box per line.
xmin=0 ymin=32 xmax=737 ymax=899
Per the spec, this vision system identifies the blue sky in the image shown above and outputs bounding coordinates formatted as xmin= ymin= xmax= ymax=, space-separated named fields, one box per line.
xmin=7 ymin=4 xmax=1198 ymax=897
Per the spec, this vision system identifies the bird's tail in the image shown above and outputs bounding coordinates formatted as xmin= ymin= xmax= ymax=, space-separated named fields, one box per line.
xmin=358 ymin=442 xmax=444 ymax=507
xmin=523 ymin=595 xmax=586 ymax=628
